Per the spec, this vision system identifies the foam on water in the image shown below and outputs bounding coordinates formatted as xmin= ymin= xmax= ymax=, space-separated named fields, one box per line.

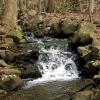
xmin=23 ymin=37 xmax=79 ymax=88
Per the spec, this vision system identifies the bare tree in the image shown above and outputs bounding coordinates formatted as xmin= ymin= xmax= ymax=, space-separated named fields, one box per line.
xmin=2 ymin=0 xmax=18 ymax=29
xmin=89 ymin=0 xmax=95 ymax=22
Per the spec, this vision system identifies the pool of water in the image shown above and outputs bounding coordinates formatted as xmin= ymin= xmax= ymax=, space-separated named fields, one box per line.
xmin=0 ymin=79 xmax=91 ymax=100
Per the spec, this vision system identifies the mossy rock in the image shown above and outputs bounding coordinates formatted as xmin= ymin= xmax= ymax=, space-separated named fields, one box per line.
xmin=0 ymin=60 xmax=13 ymax=68
xmin=61 ymin=18 xmax=78 ymax=35
xmin=72 ymin=91 xmax=93 ymax=100
xmin=0 ymin=74 xmax=23 ymax=91
xmin=0 ymin=38 xmax=15 ymax=49
xmin=48 ymin=17 xmax=60 ymax=26
xmin=78 ymin=46 xmax=91 ymax=57
xmin=48 ymin=17 xmax=62 ymax=37
xmin=31 ymin=15 xmax=43 ymax=31
xmin=7 ymin=29 xmax=25 ymax=43
xmin=71 ymin=21 xmax=96 ymax=45
xmin=0 ymin=50 xmax=6 ymax=59
xmin=3 ymin=69 xmax=21 ymax=76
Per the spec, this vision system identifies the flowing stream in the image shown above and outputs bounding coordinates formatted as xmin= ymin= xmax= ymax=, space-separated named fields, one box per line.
xmin=24 ymin=33 xmax=79 ymax=88
xmin=1 ymin=33 xmax=91 ymax=100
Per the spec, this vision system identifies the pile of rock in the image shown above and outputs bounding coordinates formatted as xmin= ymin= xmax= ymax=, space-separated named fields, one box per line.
xmin=0 ymin=28 xmax=41 ymax=93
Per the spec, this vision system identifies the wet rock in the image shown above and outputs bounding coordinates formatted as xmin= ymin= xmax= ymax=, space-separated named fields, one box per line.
xmin=16 ymin=62 xmax=42 ymax=79
xmin=78 ymin=46 xmax=91 ymax=58
xmin=0 ymin=59 xmax=23 ymax=91
xmin=78 ymin=46 xmax=100 ymax=63
xmin=0 ymin=50 xmax=6 ymax=59
xmin=2 ymin=69 xmax=21 ymax=76
xmin=71 ymin=91 xmax=93 ymax=100
xmin=93 ymin=73 xmax=100 ymax=85
xmin=14 ymin=49 xmax=39 ymax=62
xmin=71 ymin=21 xmax=96 ymax=46
xmin=0 ymin=60 xmax=13 ymax=68
xmin=0 ymin=89 xmax=7 ymax=96
xmin=0 ymin=74 xmax=23 ymax=91
xmin=81 ymin=61 xmax=99 ymax=78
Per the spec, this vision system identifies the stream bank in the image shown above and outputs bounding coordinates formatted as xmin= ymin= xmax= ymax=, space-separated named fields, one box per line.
xmin=0 ymin=13 xmax=100 ymax=100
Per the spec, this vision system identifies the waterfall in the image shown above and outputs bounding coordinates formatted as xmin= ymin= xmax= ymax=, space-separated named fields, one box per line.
xmin=24 ymin=33 xmax=79 ymax=88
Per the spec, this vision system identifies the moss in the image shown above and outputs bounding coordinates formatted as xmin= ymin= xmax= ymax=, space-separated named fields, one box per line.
xmin=7 ymin=29 xmax=25 ymax=44
xmin=72 ymin=91 xmax=93 ymax=100
xmin=71 ymin=21 xmax=96 ymax=45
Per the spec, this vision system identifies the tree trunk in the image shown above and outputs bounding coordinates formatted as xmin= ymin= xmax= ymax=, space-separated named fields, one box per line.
xmin=37 ymin=0 xmax=41 ymax=15
xmin=89 ymin=0 xmax=95 ymax=14
xmin=46 ymin=0 xmax=56 ymax=13
xmin=89 ymin=0 xmax=95 ymax=22
xmin=2 ymin=0 xmax=18 ymax=29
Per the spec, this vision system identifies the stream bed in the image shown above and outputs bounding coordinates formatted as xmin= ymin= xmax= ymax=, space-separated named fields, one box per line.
xmin=0 ymin=79 xmax=91 ymax=100
xmin=0 ymin=35 xmax=88 ymax=100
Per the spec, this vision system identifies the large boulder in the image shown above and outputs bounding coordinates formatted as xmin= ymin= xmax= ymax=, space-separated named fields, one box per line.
xmin=71 ymin=91 xmax=93 ymax=100
xmin=0 ymin=74 xmax=23 ymax=91
xmin=6 ymin=28 xmax=26 ymax=44
xmin=0 ymin=62 xmax=23 ymax=91
xmin=31 ymin=15 xmax=43 ymax=31
xmin=71 ymin=21 xmax=96 ymax=46
xmin=48 ymin=17 xmax=62 ymax=37
xmin=61 ymin=18 xmax=78 ymax=36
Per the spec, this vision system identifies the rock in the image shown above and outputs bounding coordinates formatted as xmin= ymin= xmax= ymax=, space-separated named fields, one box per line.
xmin=61 ymin=18 xmax=78 ymax=36
xmin=14 ymin=49 xmax=39 ymax=62
xmin=4 ymin=38 xmax=15 ymax=45
xmin=71 ymin=21 xmax=96 ymax=46
xmin=93 ymin=74 xmax=100 ymax=85
xmin=80 ymin=59 xmax=100 ymax=78
xmin=48 ymin=17 xmax=62 ymax=37
xmin=71 ymin=91 xmax=93 ymax=100
xmin=6 ymin=28 xmax=25 ymax=44
xmin=5 ymin=50 xmax=15 ymax=61
xmin=0 ymin=60 xmax=13 ymax=68
xmin=78 ymin=46 xmax=91 ymax=57
xmin=0 ymin=74 xmax=23 ymax=91
xmin=0 ymin=37 xmax=16 ymax=50
xmin=92 ymin=38 xmax=100 ymax=46
xmin=2 ymin=69 xmax=21 ymax=76
xmin=16 ymin=62 xmax=42 ymax=79
xmin=31 ymin=15 xmax=43 ymax=31
xmin=0 ymin=50 xmax=6 ymax=59
xmin=48 ymin=17 xmax=60 ymax=26
xmin=0 ymin=89 xmax=7 ymax=96
xmin=78 ymin=46 xmax=100 ymax=63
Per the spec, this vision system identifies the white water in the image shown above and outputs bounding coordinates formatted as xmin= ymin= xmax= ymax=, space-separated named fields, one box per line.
xmin=23 ymin=37 xmax=79 ymax=88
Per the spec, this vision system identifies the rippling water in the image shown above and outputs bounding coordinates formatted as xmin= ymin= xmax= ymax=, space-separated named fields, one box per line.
xmin=23 ymin=37 xmax=79 ymax=88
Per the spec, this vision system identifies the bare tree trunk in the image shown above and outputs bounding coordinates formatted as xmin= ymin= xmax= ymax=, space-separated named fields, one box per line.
xmin=2 ymin=0 xmax=18 ymax=29
xmin=37 ymin=0 xmax=41 ymax=15
xmin=89 ymin=0 xmax=95 ymax=22
xmin=46 ymin=0 xmax=56 ymax=13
